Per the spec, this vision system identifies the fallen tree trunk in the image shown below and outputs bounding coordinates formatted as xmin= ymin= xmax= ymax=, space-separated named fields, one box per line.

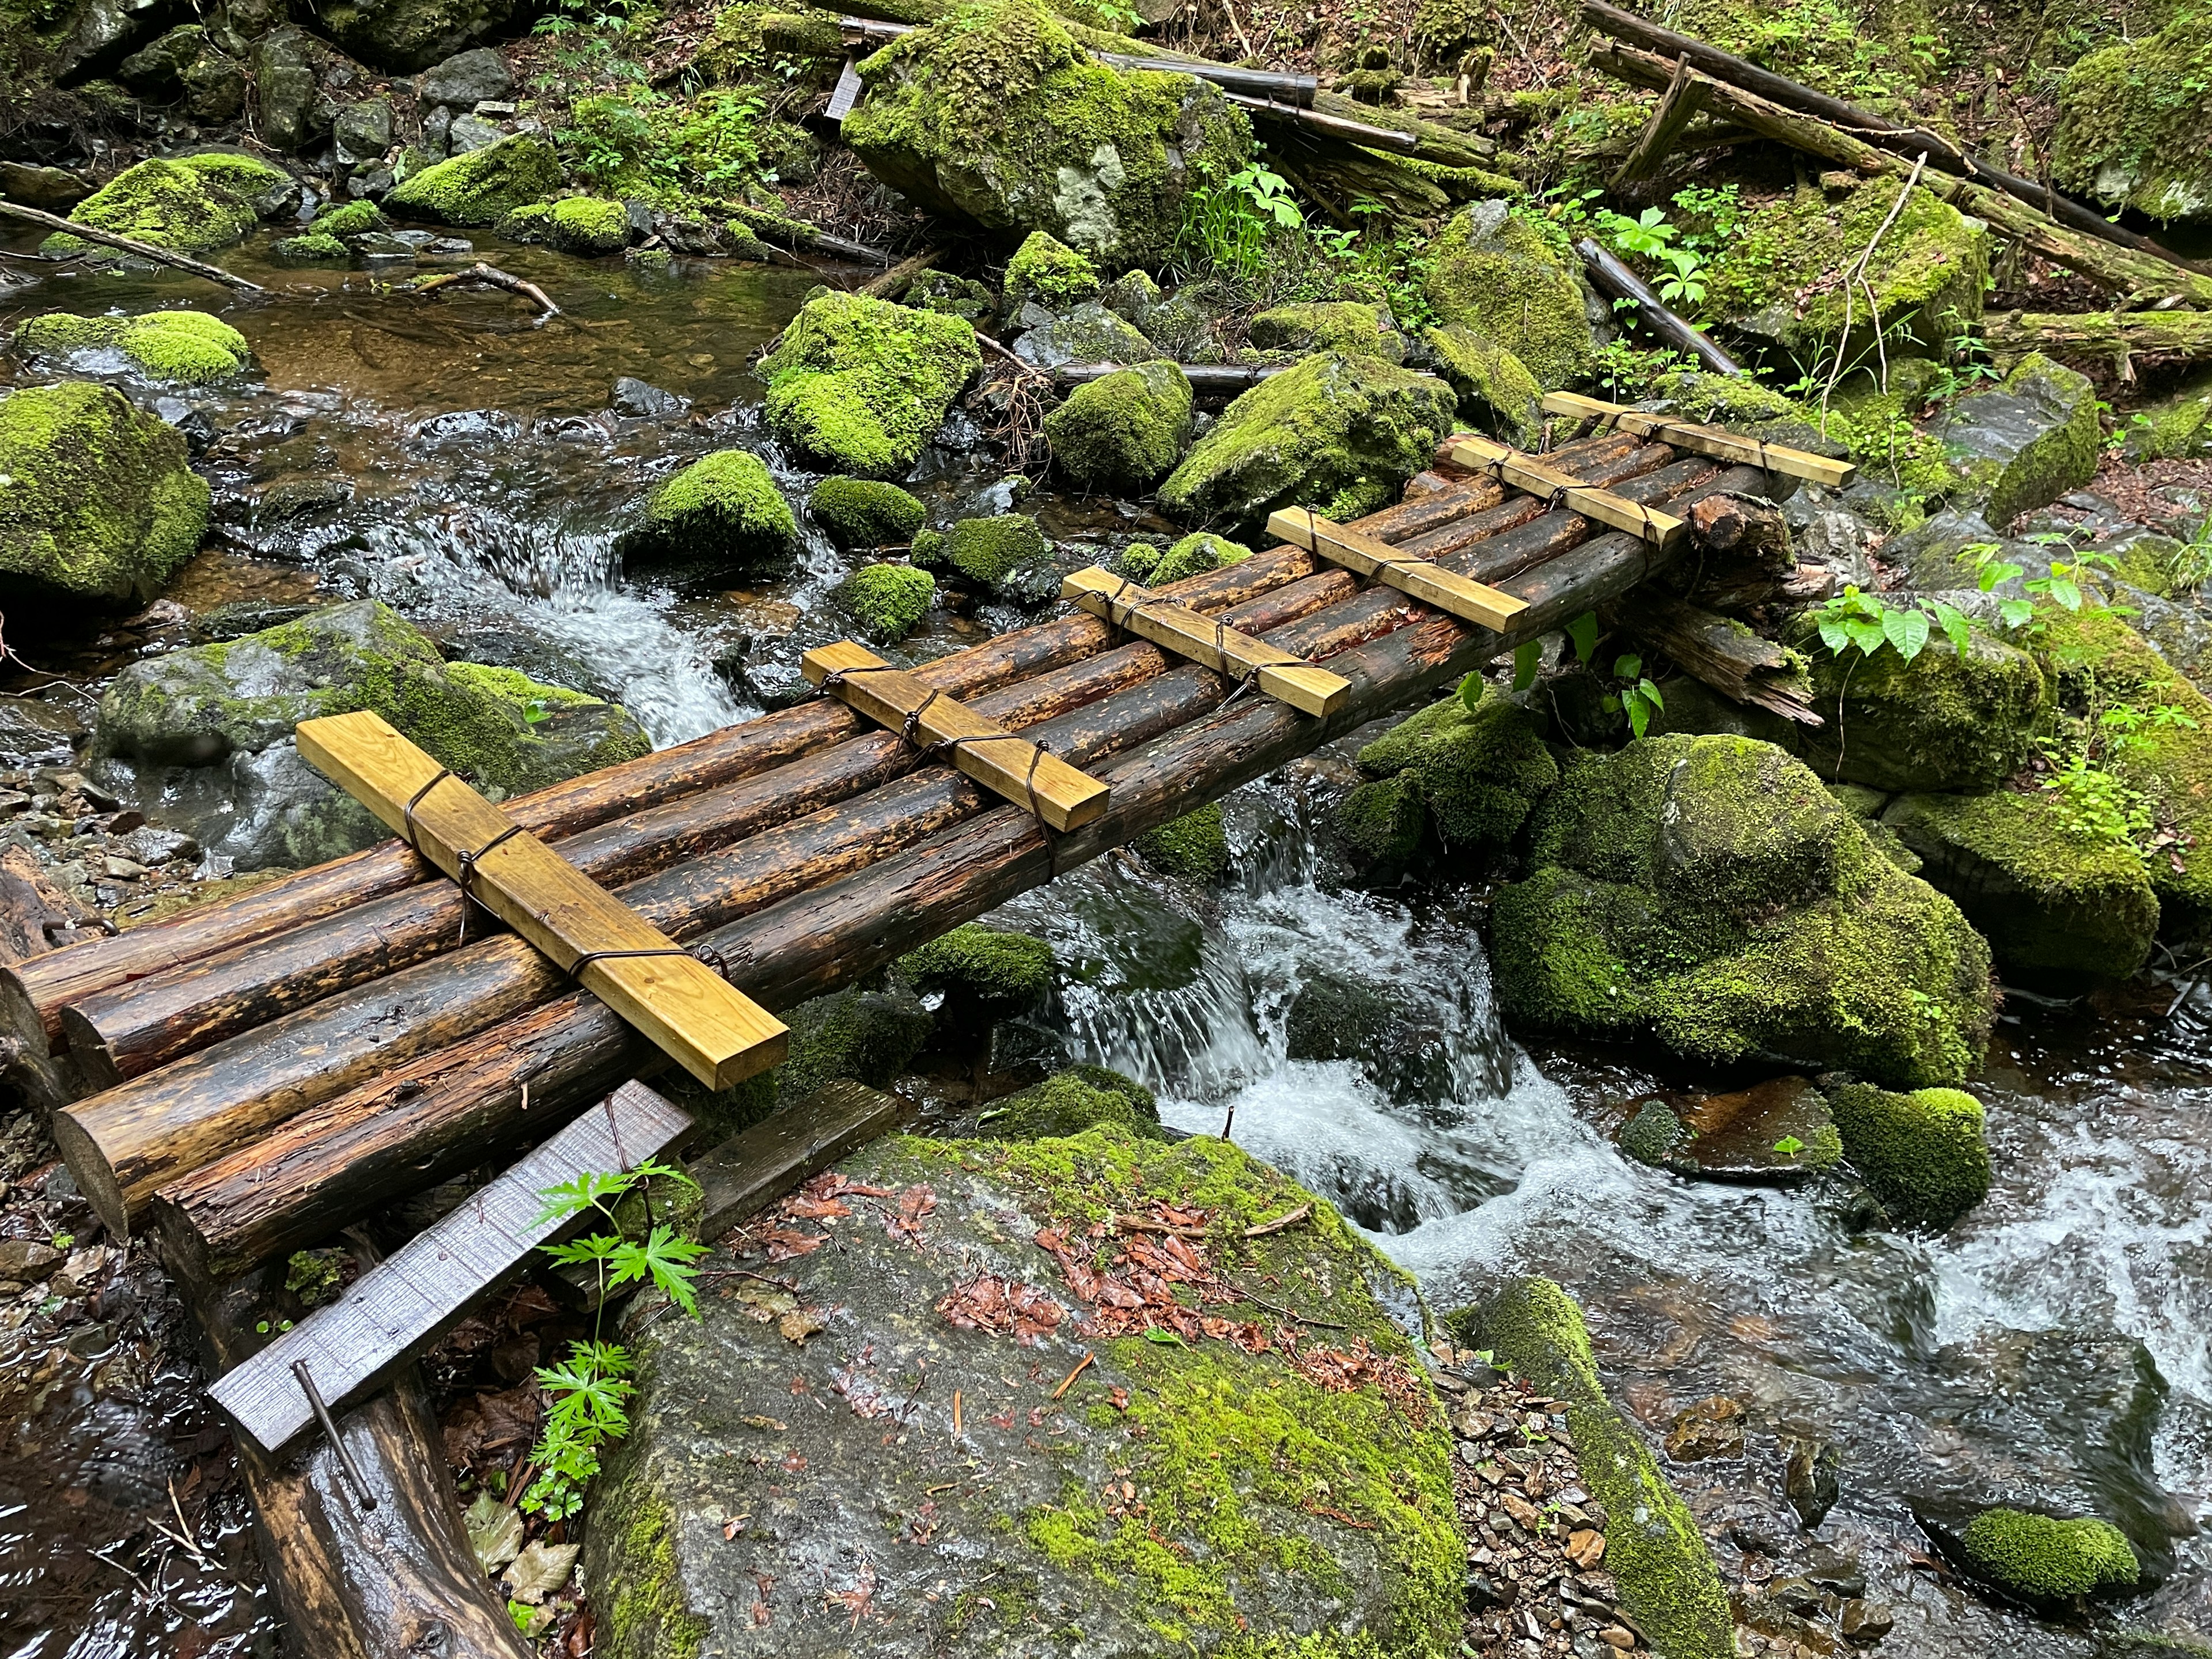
xmin=1054 ymin=361 xmax=1289 ymax=392
xmin=1982 ymin=307 xmax=2212 ymax=373
xmin=0 ymin=198 xmax=266 ymax=292
xmin=1575 ymin=236 xmax=1742 ymax=374
xmin=408 ymin=262 xmax=559 ymax=318
xmin=1603 ymin=589 xmax=1821 ymax=725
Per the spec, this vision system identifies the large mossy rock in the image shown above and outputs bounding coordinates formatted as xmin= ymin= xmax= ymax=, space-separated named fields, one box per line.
xmin=1249 ymin=300 xmax=1403 ymax=361
xmin=1425 ymin=323 xmax=1542 ymax=445
xmin=584 ymin=1127 xmax=1459 ymax=1659
xmin=386 ymin=134 xmax=560 ymax=225
xmin=619 ymin=449 xmax=797 ymax=574
xmin=2052 ymin=19 xmax=2212 ymax=229
xmin=1489 ymin=735 xmax=1995 ymax=1087
xmin=1930 ymin=353 xmax=2101 ymax=530
xmin=1158 ymin=352 xmax=1456 ymax=540
xmin=843 ymin=0 xmax=1252 ymax=267
xmin=1824 ymin=1081 xmax=1991 ymax=1229
xmin=759 ymin=291 xmax=981 ymax=479
xmin=90 ymin=600 xmax=650 ymax=869
xmin=310 ymin=0 xmax=521 ymax=71
xmin=1454 ymin=1279 xmax=1733 ymax=1659
xmin=1421 ymin=200 xmax=1592 ymax=391
xmin=1702 ymin=178 xmax=1988 ymax=359
xmin=0 ymin=381 xmax=208 ymax=603
xmin=2122 ymin=367 xmax=2212 ymax=461
xmin=1881 ymin=789 xmax=2158 ymax=980
xmin=1959 ymin=1506 xmax=2140 ymax=1603
xmin=14 ymin=308 xmax=253 ymax=384
xmin=1350 ymin=685 xmax=1556 ymax=854
xmin=40 ymin=151 xmax=293 ymax=255
xmin=1043 ymin=358 xmax=1192 ymax=492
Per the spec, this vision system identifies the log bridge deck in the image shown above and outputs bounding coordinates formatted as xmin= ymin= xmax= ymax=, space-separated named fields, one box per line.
xmin=0 ymin=409 xmax=1842 ymax=1658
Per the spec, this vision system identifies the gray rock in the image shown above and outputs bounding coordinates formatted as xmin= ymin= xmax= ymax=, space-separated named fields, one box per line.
xmin=315 ymin=0 xmax=521 ymax=74
xmin=611 ymin=376 xmax=687 ymax=419
xmin=333 ymin=97 xmax=393 ymax=165
xmin=1011 ymin=299 xmax=1154 ymax=370
xmin=418 ymin=45 xmax=513 ymax=109
xmin=119 ymin=25 xmax=247 ymax=122
xmin=1795 ymin=507 xmax=1881 ymax=589
xmin=252 ymin=26 xmax=339 ymax=153
xmin=1930 ymin=354 xmax=2101 ymax=531
xmin=0 ymin=695 xmax=85 ymax=768
xmin=445 ymin=113 xmax=506 ymax=153
xmin=0 ymin=161 xmax=90 ymax=211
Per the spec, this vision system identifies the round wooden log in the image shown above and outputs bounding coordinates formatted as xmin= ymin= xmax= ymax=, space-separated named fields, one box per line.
xmin=1982 ymin=308 xmax=2212 ymax=372
xmin=1575 ymin=237 xmax=1744 ymax=376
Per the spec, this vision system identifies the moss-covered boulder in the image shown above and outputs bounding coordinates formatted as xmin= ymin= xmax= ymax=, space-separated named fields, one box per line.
xmin=935 ymin=513 xmax=1053 ymax=597
xmin=312 ymin=199 xmax=387 ymax=238
xmin=833 ymin=562 xmax=934 ymax=641
xmin=898 ymin=922 xmax=1055 ymax=1037
xmin=0 ymin=381 xmax=209 ymax=603
xmin=620 ymin=450 xmax=797 ymax=573
xmin=272 ymin=230 xmax=350 ymax=261
xmin=1960 ymin=1506 xmax=2141 ymax=1601
xmin=1703 ymin=177 xmax=1989 ymax=359
xmin=1421 ymin=200 xmax=1592 ymax=391
xmin=1824 ymin=1080 xmax=1991 ymax=1229
xmin=979 ymin=1065 xmax=1163 ymax=1139
xmin=2124 ymin=368 xmax=2212 ymax=461
xmin=1931 ymin=353 xmax=2102 ymax=530
xmin=1132 ymin=801 xmax=1229 ymax=881
xmin=1336 ymin=770 xmax=1427 ymax=870
xmin=1787 ymin=616 xmax=2049 ymax=793
xmin=40 ymin=152 xmax=293 ymax=256
xmin=843 ymin=0 xmax=1252 ymax=267
xmin=1425 ymin=324 xmax=1541 ymax=446
xmin=1249 ymin=301 xmax=1403 ymax=362
xmin=90 ymin=600 xmax=650 ymax=869
xmin=13 ymin=309 xmax=252 ymax=384
xmin=1456 ymin=1279 xmax=1732 ymax=1659
xmin=809 ymin=477 xmax=926 ymax=549
xmin=1490 ymin=736 xmax=1995 ymax=1086
xmin=1123 ymin=531 xmax=1248 ymax=588
xmin=1044 ymin=359 xmax=1192 ymax=493
xmin=1002 ymin=229 xmax=1099 ymax=311
xmin=540 ymin=195 xmax=631 ymax=255
xmin=386 ymin=134 xmax=561 ymax=226
xmin=1882 ymin=789 xmax=2158 ymax=980
xmin=315 ymin=0 xmax=524 ymax=72
xmin=1354 ymin=686 xmax=1557 ymax=853
xmin=586 ymin=1127 xmax=1456 ymax=1659
xmin=1160 ymin=352 xmax=1456 ymax=540
xmin=2052 ymin=18 xmax=2212 ymax=228
xmin=759 ymin=291 xmax=981 ymax=479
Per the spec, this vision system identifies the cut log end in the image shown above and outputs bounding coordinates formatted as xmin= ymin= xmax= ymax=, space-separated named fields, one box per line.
xmin=51 ymin=1105 xmax=131 ymax=1240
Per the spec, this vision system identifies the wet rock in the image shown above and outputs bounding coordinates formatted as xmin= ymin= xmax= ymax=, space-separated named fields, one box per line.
xmin=1001 ymin=229 xmax=1098 ymax=312
xmin=758 ymin=291 xmax=980 ymax=480
xmin=333 ymin=97 xmax=395 ymax=166
xmin=0 ymin=161 xmax=90 ymax=211
xmin=385 ymin=133 xmax=559 ymax=226
xmin=446 ymin=112 xmax=507 ymax=153
xmin=1131 ymin=801 xmax=1229 ymax=883
xmin=419 ymin=44 xmax=512 ymax=109
xmin=1931 ymin=354 xmax=2101 ymax=531
xmin=808 ymin=477 xmax=923 ymax=551
xmin=1042 ymin=358 xmax=1192 ymax=493
xmin=1423 ymin=199 xmax=1593 ymax=390
xmin=618 ymin=449 xmax=796 ymax=576
xmin=1621 ymin=1076 xmax=1841 ymax=1184
xmin=1012 ymin=298 xmax=1154 ymax=370
xmin=1426 ymin=323 xmax=1543 ymax=446
xmin=897 ymin=921 xmax=1055 ymax=1041
xmin=1839 ymin=1599 xmax=1892 ymax=1643
xmin=1284 ymin=969 xmax=1455 ymax=1103
xmin=611 ymin=376 xmax=687 ymax=419
xmin=1351 ymin=685 xmax=1556 ymax=856
xmin=0 ymin=1238 xmax=61 ymax=1278
xmin=14 ymin=309 xmax=253 ymax=387
xmin=437 ymin=623 xmax=620 ymax=702
xmin=0 ymin=695 xmax=86 ymax=767
xmin=1824 ymin=1080 xmax=1990 ymax=1229
xmin=1662 ymin=1394 xmax=1746 ymax=1461
xmin=40 ymin=151 xmax=293 ymax=256
xmin=1785 ymin=1438 xmax=1843 ymax=1528
xmin=312 ymin=0 xmax=522 ymax=72
xmin=253 ymin=26 xmax=343 ymax=152
xmin=119 ymin=25 xmax=248 ymax=122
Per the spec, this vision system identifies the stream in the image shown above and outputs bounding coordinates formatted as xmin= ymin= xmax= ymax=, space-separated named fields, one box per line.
xmin=0 ymin=228 xmax=2203 ymax=1658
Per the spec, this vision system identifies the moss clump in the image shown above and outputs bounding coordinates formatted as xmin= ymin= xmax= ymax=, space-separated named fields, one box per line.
xmin=309 ymin=199 xmax=385 ymax=237
xmin=272 ymin=230 xmax=349 ymax=260
xmin=1003 ymin=229 xmax=1100 ymax=310
xmin=386 ymin=134 xmax=563 ymax=226
xmin=980 ymin=1065 xmax=1164 ymax=1140
xmin=1963 ymin=1507 xmax=2139 ymax=1600
xmin=589 ymin=1483 xmax=711 ymax=1659
xmin=0 ymin=381 xmax=209 ymax=601
xmin=834 ymin=562 xmax=935 ymax=641
xmin=843 ymin=0 xmax=1252 ymax=267
xmin=1355 ymin=686 xmax=1557 ymax=851
xmin=1336 ymin=771 xmax=1427 ymax=869
xmin=759 ymin=291 xmax=981 ymax=479
xmin=2051 ymin=18 xmax=2212 ymax=225
xmin=941 ymin=513 xmax=1050 ymax=593
xmin=2124 ymin=369 xmax=2212 ymax=462
xmin=1250 ymin=301 xmax=1400 ymax=361
xmin=1132 ymin=530 xmax=1248 ymax=588
xmin=1825 ymin=1081 xmax=1991 ymax=1228
xmin=1044 ymin=359 xmax=1194 ymax=494
xmin=1160 ymin=351 xmax=1457 ymax=540
xmin=1461 ymin=1279 xmax=1732 ymax=1659
xmin=497 ymin=202 xmax=552 ymax=243
xmin=1882 ymin=789 xmax=2158 ymax=980
xmin=40 ymin=153 xmax=289 ymax=256
xmin=622 ymin=450 xmax=797 ymax=571
xmin=1490 ymin=736 xmax=1994 ymax=1087
xmin=899 ymin=922 xmax=1055 ymax=1032
xmin=14 ymin=309 xmax=252 ymax=384
xmin=808 ymin=477 xmax=926 ymax=549
xmin=1424 ymin=324 xmax=1541 ymax=446
xmin=1133 ymin=801 xmax=1230 ymax=882
xmin=1421 ymin=200 xmax=1592 ymax=390
xmin=283 ymin=1247 xmax=344 ymax=1306
xmin=545 ymin=195 xmax=631 ymax=256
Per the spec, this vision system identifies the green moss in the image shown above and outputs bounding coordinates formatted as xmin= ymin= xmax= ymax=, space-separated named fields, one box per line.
xmin=386 ymin=134 xmax=563 ymax=226
xmin=899 ymin=922 xmax=1055 ymax=1031
xmin=1044 ymin=359 xmax=1194 ymax=493
xmin=1132 ymin=801 xmax=1229 ymax=882
xmin=1160 ymin=351 xmax=1457 ymax=541
xmin=547 ymin=195 xmax=631 ymax=255
xmin=1145 ymin=530 xmax=1248 ymax=587
xmin=808 ymin=477 xmax=926 ymax=548
xmin=1463 ymin=1279 xmax=1732 ymax=1659
xmin=1004 ymin=229 xmax=1100 ymax=309
xmin=272 ymin=230 xmax=349 ymax=260
xmin=1250 ymin=301 xmax=1399 ymax=361
xmin=1962 ymin=1507 xmax=2139 ymax=1599
xmin=759 ymin=291 xmax=981 ymax=479
xmin=834 ymin=562 xmax=935 ymax=641
xmin=1423 ymin=324 xmax=1541 ymax=446
xmin=497 ymin=202 xmax=552 ymax=242
xmin=941 ymin=512 xmax=1050 ymax=592
xmin=310 ymin=199 xmax=385 ymax=237
xmin=624 ymin=450 xmax=797 ymax=570
xmin=910 ymin=526 xmax=946 ymax=567
xmin=980 ymin=1066 xmax=1164 ymax=1139
xmin=0 ymin=381 xmax=209 ymax=601
xmin=1938 ymin=354 xmax=2103 ymax=528
xmin=2125 ymin=369 xmax=2212 ymax=461
xmin=1355 ymin=686 xmax=1557 ymax=850
xmin=1825 ymin=1081 xmax=1991 ymax=1228
xmin=283 ymin=1247 xmax=344 ymax=1306
xmin=1617 ymin=1100 xmax=1689 ymax=1168
xmin=1421 ymin=200 xmax=1592 ymax=391
xmin=1336 ymin=772 xmax=1427 ymax=868
xmin=14 ymin=308 xmax=252 ymax=384
xmin=2051 ymin=17 xmax=2212 ymax=224
xmin=601 ymin=1489 xmax=710 ymax=1659
xmin=1808 ymin=380 xmax=1963 ymax=512
xmin=40 ymin=153 xmax=288 ymax=256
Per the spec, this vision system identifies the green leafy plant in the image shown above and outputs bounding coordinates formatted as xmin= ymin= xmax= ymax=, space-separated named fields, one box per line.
xmin=1173 ymin=162 xmax=1305 ymax=281
xmin=1773 ymin=1135 xmax=1806 ymax=1156
xmin=1612 ymin=652 xmax=1665 ymax=738
xmin=1814 ymin=584 xmax=1971 ymax=662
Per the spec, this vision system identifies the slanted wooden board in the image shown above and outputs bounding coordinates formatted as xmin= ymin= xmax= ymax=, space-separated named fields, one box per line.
xmin=207 ymin=1080 xmax=692 ymax=1454
xmin=1060 ymin=566 xmax=1351 ymax=717
xmin=1448 ymin=434 xmax=1690 ymax=548
xmin=800 ymin=641 xmax=1109 ymax=831
xmin=825 ymin=56 xmax=863 ymax=121
xmin=1541 ymin=391 xmax=1856 ymax=488
xmin=1266 ymin=506 xmax=1529 ymax=632
xmin=693 ymin=1077 xmax=907 ymax=1238
xmin=295 ymin=711 xmax=786 ymax=1090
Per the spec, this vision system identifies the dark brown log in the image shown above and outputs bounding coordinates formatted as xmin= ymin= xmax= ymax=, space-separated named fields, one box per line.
xmin=1604 ymin=590 xmax=1821 ymax=725
xmin=0 ymin=198 xmax=266 ymax=291
xmin=1576 ymin=236 xmax=1743 ymax=376
xmin=409 ymin=262 xmax=560 ymax=317
xmin=1054 ymin=361 xmax=1290 ymax=393
xmin=693 ymin=1077 xmax=908 ymax=1237
xmin=1687 ymin=491 xmax=1793 ymax=568
xmin=1609 ymin=55 xmax=1708 ymax=187
xmin=1983 ymin=308 xmax=2212 ymax=376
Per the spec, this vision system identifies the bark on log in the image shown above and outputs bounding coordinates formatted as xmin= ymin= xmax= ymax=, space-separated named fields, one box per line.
xmin=1575 ymin=237 xmax=1743 ymax=375
xmin=1054 ymin=361 xmax=1290 ymax=392
xmin=1687 ymin=491 xmax=1793 ymax=568
xmin=409 ymin=263 xmax=559 ymax=317
xmin=1601 ymin=589 xmax=1821 ymax=725
xmin=1610 ymin=56 xmax=1708 ymax=188
xmin=1983 ymin=308 xmax=2212 ymax=373
xmin=0 ymin=198 xmax=266 ymax=291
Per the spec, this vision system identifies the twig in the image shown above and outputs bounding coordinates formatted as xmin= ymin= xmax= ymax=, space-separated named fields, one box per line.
xmin=409 ymin=262 xmax=561 ymax=320
xmin=1819 ymin=153 xmax=1926 ymax=419
xmin=1243 ymin=1202 xmax=1312 ymax=1237
xmin=1050 ymin=1351 xmax=1094 ymax=1399
xmin=0 ymin=199 xmax=264 ymax=291
xmin=1219 ymin=1276 xmax=1349 ymax=1328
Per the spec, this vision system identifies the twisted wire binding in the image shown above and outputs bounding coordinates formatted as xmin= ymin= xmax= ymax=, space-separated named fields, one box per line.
xmin=818 ymin=655 xmax=1061 ymax=831
xmin=400 ymin=768 xmax=456 ymax=854
xmin=569 ymin=941 xmax=730 ymax=980
xmin=398 ymin=769 xmax=528 ymax=945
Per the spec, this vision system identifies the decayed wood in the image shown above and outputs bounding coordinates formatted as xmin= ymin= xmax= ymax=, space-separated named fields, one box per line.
xmin=1686 ymin=491 xmax=1795 ymax=571
xmin=296 ymin=712 xmax=787 ymax=1090
xmin=1054 ymin=361 xmax=1288 ymax=393
xmin=1573 ymin=239 xmax=1745 ymax=377
xmin=1545 ymin=391 xmax=1854 ymax=487
xmin=1602 ymin=589 xmax=1822 ymax=726
xmin=409 ymin=262 xmax=559 ymax=317
xmin=837 ymin=14 xmax=1320 ymax=102
xmin=1450 ymin=435 xmax=1689 ymax=547
xmin=694 ymin=1077 xmax=908 ymax=1237
xmin=1611 ymin=56 xmax=1709 ymax=187
xmin=0 ymin=198 xmax=266 ymax=291
xmin=800 ymin=641 xmax=1111 ymax=830
xmin=1266 ymin=506 xmax=1528 ymax=631
xmin=1983 ymin=308 xmax=2212 ymax=374
xmin=1062 ymin=567 xmax=1353 ymax=716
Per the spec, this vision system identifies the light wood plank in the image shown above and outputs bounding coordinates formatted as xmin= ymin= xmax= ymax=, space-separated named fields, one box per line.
xmin=295 ymin=711 xmax=786 ymax=1090
xmin=799 ymin=641 xmax=1109 ymax=831
xmin=1266 ymin=506 xmax=1530 ymax=632
xmin=208 ymin=1080 xmax=692 ymax=1453
xmin=1541 ymin=390 xmax=1857 ymax=488
xmin=1447 ymin=434 xmax=1690 ymax=548
xmin=825 ymin=56 xmax=863 ymax=121
xmin=1060 ymin=566 xmax=1350 ymax=717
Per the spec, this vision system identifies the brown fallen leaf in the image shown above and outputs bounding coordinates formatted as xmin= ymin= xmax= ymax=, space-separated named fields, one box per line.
xmin=779 ymin=1308 xmax=828 ymax=1345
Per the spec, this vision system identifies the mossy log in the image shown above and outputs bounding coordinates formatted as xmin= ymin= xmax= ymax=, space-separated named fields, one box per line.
xmin=145 ymin=448 xmax=1764 ymax=1276
xmin=1600 ymin=589 xmax=1821 ymax=725
xmin=1983 ymin=308 xmax=2212 ymax=374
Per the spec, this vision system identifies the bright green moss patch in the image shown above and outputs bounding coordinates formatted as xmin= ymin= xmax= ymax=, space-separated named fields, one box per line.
xmin=1336 ymin=771 xmax=1427 ymax=869
xmin=940 ymin=512 xmax=1050 ymax=592
xmin=592 ymin=1483 xmax=711 ymax=1659
xmin=14 ymin=308 xmax=252 ymax=384
xmin=1135 ymin=530 xmax=1248 ymax=588
xmin=808 ymin=476 xmax=926 ymax=548
xmin=1355 ymin=686 xmax=1557 ymax=851
xmin=1251 ymin=301 xmax=1400 ymax=361
xmin=272 ymin=230 xmax=349 ymax=260
xmin=1425 ymin=324 xmax=1541 ymax=446
xmin=1044 ymin=359 xmax=1194 ymax=494
xmin=546 ymin=195 xmax=631 ymax=255
xmin=1133 ymin=801 xmax=1230 ymax=882
xmin=2052 ymin=17 xmax=2212 ymax=224
xmin=387 ymin=134 xmax=563 ymax=226
xmin=899 ymin=922 xmax=1055 ymax=1031
xmin=833 ymin=562 xmax=934 ymax=641
xmin=309 ymin=199 xmax=385 ymax=237
xmin=1421 ymin=200 xmax=1592 ymax=390
xmin=1825 ymin=1081 xmax=1992 ymax=1228
xmin=624 ymin=449 xmax=797 ymax=570
xmin=980 ymin=1065 xmax=1163 ymax=1140
xmin=1963 ymin=1506 xmax=2139 ymax=1600
xmin=759 ymin=291 xmax=981 ymax=479
xmin=41 ymin=153 xmax=288 ymax=256
xmin=1004 ymin=229 xmax=1100 ymax=310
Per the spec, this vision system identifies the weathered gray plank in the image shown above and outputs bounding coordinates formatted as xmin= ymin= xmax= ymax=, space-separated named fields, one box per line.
xmin=694 ymin=1078 xmax=908 ymax=1237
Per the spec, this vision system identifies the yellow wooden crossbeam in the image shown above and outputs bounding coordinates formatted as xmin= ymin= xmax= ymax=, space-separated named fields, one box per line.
xmin=800 ymin=639 xmax=1110 ymax=832
xmin=1266 ymin=506 xmax=1529 ymax=632
xmin=295 ymin=711 xmax=787 ymax=1090
xmin=1448 ymin=434 xmax=1688 ymax=549
xmin=1542 ymin=391 xmax=1857 ymax=489
xmin=1060 ymin=566 xmax=1349 ymax=717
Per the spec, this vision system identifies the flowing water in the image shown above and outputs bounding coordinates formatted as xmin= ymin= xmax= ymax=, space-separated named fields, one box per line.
xmin=0 ymin=228 xmax=2205 ymax=1657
